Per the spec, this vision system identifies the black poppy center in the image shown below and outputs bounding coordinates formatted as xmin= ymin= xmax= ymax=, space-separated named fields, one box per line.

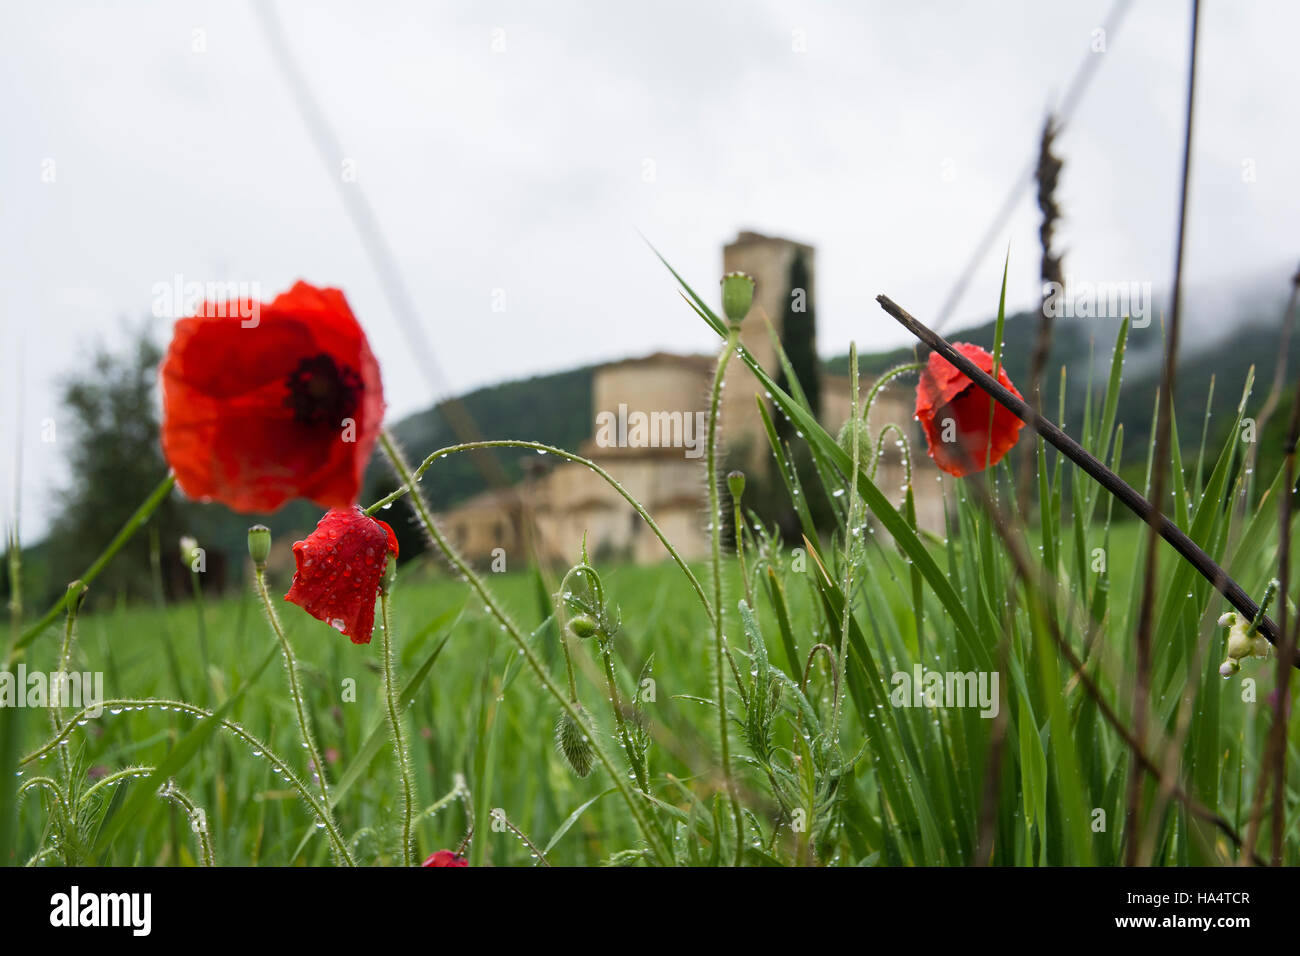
xmin=284 ymin=354 xmax=362 ymax=428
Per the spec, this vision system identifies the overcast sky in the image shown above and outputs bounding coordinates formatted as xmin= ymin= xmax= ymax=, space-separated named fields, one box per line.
xmin=3 ymin=0 xmax=1298 ymax=540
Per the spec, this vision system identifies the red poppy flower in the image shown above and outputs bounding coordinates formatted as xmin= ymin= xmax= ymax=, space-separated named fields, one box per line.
xmin=160 ymin=281 xmax=384 ymax=513
xmin=284 ymin=506 xmax=399 ymax=644
xmin=422 ymin=850 xmax=469 ymax=867
xmin=914 ymin=342 xmax=1025 ymax=477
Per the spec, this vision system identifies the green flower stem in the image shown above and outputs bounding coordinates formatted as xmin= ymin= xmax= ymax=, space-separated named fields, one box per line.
xmin=379 ymin=591 xmax=415 ymax=866
xmin=50 ymin=590 xmax=86 ymax=784
xmin=189 ymin=569 xmax=212 ymax=701
xmin=365 ymin=439 xmax=712 ymax=626
xmin=157 ymin=780 xmax=214 ymax=866
xmin=599 ymin=638 xmax=648 ymax=793
xmin=12 ymin=473 xmax=176 ymax=657
xmin=78 ymin=766 xmax=155 ymax=806
xmin=732 ymin=497 xmax=752 ymax=608
xmin=860 ymin=362 xmax=922 ymax=425
xmin=377 ymin=430 xmax=671 ymax=864
xmin=22 ymin=697 xmax=355 ymax=866
xmin=559 ymin=631 xmax=580 ymax=702
xmin=831 ymin=344 xmax=863 ymax=747
xmin=707 ymin=327 xmax=744 ymax=866
xmin=252 ymin=568 xmax=331 ymax=802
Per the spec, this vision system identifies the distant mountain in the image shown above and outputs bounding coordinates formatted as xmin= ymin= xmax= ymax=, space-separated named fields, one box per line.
xmin=374 ymin=266 xmax=1299 ymax=538
xmin=362 ymin=364 xmax=596 ymax=553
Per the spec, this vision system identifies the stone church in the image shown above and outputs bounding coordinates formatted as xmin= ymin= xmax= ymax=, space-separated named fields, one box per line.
xmin=436 ymin=231 xmax=944 ymax=566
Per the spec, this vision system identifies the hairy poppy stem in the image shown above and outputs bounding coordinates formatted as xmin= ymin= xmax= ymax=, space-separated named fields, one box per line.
xmin=378 ymin=591 xmax=415 ymax=866
xmin=253 ymin=569 xmax=335 ymax=801
xmin=706 ymin=328 xmax=746 ymax=866
xmin=875 ymin=293 xmax=1298 ymax=668
xmin=376 ymin=430 xmax=674 ymax=864
xmin=22 ymin=696 xmax=355 ymax=865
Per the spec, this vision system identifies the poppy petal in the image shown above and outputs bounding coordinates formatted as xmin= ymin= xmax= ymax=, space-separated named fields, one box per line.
xmin=284 ymin=506 xmax=399 ymax=644
xmin=160 ymin=281 xmax=384 ymax=514
xmin=914 ymin=343 xmax=1025 ymax=477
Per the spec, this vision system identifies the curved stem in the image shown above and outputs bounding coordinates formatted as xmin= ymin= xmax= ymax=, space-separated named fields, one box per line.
xmin=253 ymin=568 xmax=331 ymax=796
xmin=21 ymin=697 xmax=355 ymax=865
xmin=365 ymin=439 xmax=712 ymax=626
xmin=600 ymin=638 xmax=648 ymax=793
xmin=376 ymin=430 xmax=672 ymax=864
xmin=79 ymin=766 xmax=155 ymax=806
xmin=707 ymin=328 xmax=744 ymax=865
xmin=871 ymin=423 xmax=914 ymax=487
xmin=379 ymin=591 xmax=415 ymax=866
xmin=157 ymin=780 xmax=215 ymax=866
xmin=860 ymin=362 xmax=922 ymax=428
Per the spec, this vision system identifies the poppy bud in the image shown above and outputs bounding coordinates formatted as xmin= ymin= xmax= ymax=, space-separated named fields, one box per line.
xmin=555 ymin=705 xmax=595 ymax=778
xmin=179 ymin=535 xmax=201 ymax=568
xmin=421 ymin=849 xmax=469 ymax=867
xmin=727 ymin=470 xmax=746 ymax=500
xmin=66 ymin=580 xmax=88 ymax=615
xmin=569 ymin=614 xmax=598 ymax=639
xmin=721 ymin=272 xmax=755 ymax=327
xmin=247 ymin=525 xmax=271 ymax=568
xmin=837 ymin=416 xmax=872 ymax=459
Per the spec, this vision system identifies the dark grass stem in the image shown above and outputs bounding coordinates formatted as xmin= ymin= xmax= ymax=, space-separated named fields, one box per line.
xmin=963 ymin=475 xmax=1265 ymax=865
xmin=1129 ymin=0 xmax=1200 ymax=865
xmin=1019 ymin=115 xmax=1065 ymax=513
xmin=875 ymin=294 xmax=1295 ymax=665
xmin=1245 ymin=379 xmax=1300 ymax=864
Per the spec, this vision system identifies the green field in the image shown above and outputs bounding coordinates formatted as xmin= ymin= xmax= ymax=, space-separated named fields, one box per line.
xmin=8 ymin=496 xmax=1294 ymax=867
xmin=7 ymin=269 xmax=1299 ymax=869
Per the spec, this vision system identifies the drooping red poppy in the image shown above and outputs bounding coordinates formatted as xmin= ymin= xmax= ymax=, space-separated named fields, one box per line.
xmin=422 ymin=850 xmax=469 ymax=868
xmin=914 ymin=342 xmax=1025 ymax=477
xmin=160 ymin=281 xmax=384 ymax=513
xmin=284 ymin=506 xmax=399 ymax=644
